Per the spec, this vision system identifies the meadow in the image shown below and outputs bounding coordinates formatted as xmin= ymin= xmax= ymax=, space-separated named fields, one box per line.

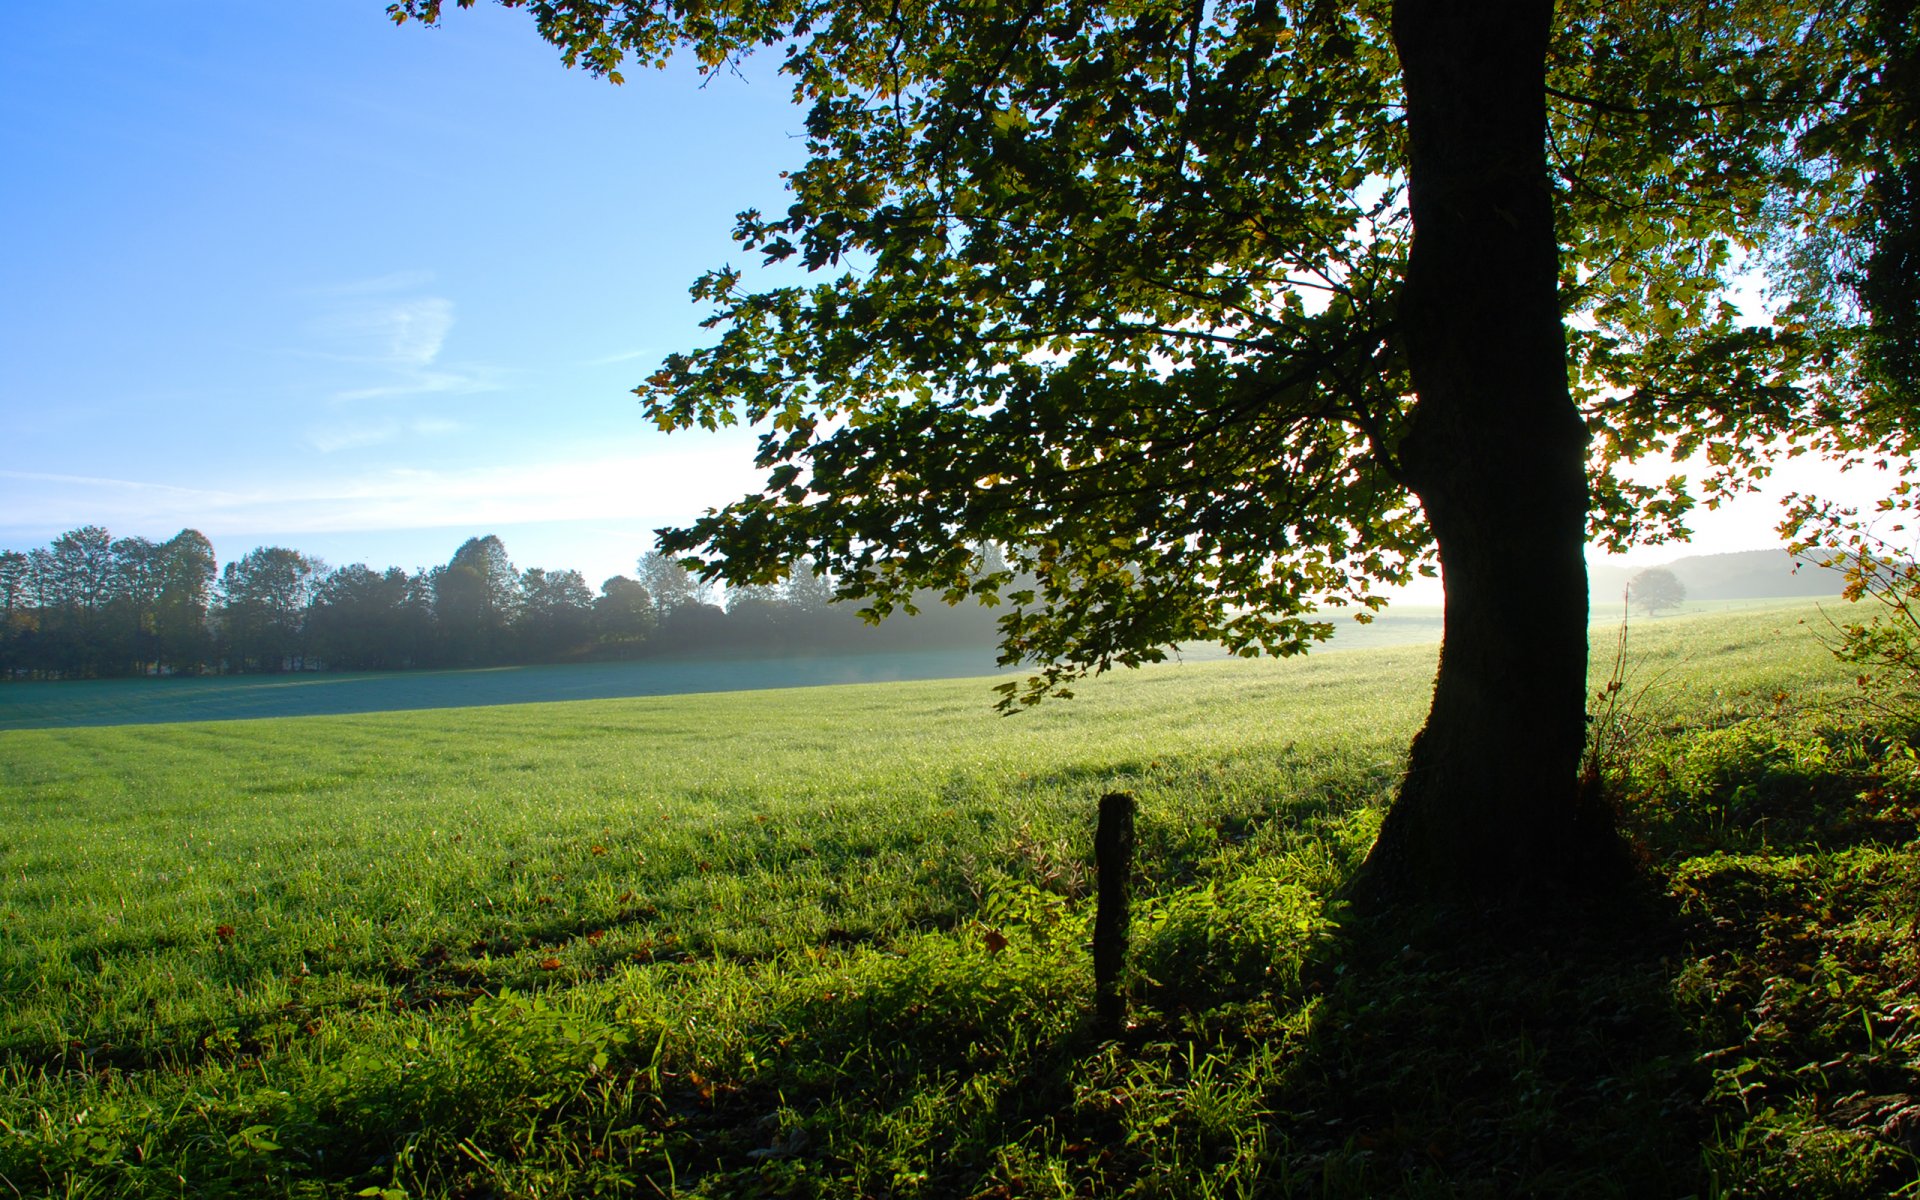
xmin=0 ymin=606 xmax=1447 ymax=732
xmin=2 ymin=600 xmax=1916 ymax=1197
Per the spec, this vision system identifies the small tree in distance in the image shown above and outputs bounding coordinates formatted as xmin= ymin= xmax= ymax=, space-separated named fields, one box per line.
xmin=1629 ymin=567 xmax=1686 ymax=617
xmin=637 ymin=550 xmax=707 ymax=616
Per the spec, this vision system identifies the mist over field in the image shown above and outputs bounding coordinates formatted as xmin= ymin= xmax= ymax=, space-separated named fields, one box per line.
xmin=0 ymin=607 xmax=1449 ymax=731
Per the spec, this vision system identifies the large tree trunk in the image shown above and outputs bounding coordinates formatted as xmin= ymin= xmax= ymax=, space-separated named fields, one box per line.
xmin=1358 ymin=0 xmax=1625 ymax=906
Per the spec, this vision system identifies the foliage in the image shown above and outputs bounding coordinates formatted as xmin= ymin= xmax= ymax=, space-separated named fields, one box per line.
xmin=434 ymin=535 xmax=519 ymax=664
xmin=1760 ymin=0 xmax=1920 ymax=417
xmin=593 ymin=573 xmax=657 ymax=645
xmin=310 ymin=563 xmax=437 ymax=670
xmin=515 ymin=566 xmax=597 ymax=659
xmin=1788 ymin=489 xmax=1920 ymax=716
xmin=390 ymin=0 xmax=1888 ymax=713
xmin=217 ymin=545 xmax=325 ymax=672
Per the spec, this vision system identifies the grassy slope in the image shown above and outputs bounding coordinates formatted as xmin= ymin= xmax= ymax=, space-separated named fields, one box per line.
xmin=1 ymin=602 xmax=1915 ymax=1198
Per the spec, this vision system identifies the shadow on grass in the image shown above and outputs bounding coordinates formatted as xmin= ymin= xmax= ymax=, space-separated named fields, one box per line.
xmin=1266 ymin=895 xmax=1708 ymax=1197
xmin=13 ymin=718 xmax=1918 ymax=1199
xmin=627 ymin=873 xmax=1712 ymax=1197
xmin=670 ymin=727 xmax=1920 ymax=1198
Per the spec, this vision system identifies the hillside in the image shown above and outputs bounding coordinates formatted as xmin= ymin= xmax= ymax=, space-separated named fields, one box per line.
xmin=1590 ymin=547 xmax=1848 ymax=604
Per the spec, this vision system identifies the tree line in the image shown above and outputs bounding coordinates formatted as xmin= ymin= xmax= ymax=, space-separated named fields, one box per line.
xmin=0 ymin=527 xmax=999 ymax=681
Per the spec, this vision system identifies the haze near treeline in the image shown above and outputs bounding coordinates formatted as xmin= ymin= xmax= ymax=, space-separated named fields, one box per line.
xmin=0 ymin=525 xmax=1003 ymax=681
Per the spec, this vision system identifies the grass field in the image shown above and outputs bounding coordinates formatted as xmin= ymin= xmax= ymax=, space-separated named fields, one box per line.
xmin=2 ymin=600 xmax=1916 ymax=1198
xmin=0 ymin=647 xmax=1007 ymax=731
xmin=0 ymin=605 xmax=1451 ymax=732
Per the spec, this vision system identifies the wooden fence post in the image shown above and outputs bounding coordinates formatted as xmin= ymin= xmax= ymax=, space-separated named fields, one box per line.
xmin=1093 ymin=790 xmax=1137 ymax=1036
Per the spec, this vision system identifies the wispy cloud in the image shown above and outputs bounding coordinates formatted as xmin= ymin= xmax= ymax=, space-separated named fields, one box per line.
xmin=0 ymin=470 xmax=246 ymax=534
xmin=302 ymin=416 xmax=466 ymax=453
xmin=0 ymin=439 xmax=765 ymax=543
xmin=0 ymin=470 xmax=237 ymax=501
xmin=304 ymin=422 xmax=400 ymax=454
xmin=309 ymin=296 xmax=455 ymax=369
xmin=328 ymin=367 xmax=498 ymax=405
xmin=285 ymin=445 xmax=765 ymax=532
xmin=294 ymin=281 xmax=501 ymax=431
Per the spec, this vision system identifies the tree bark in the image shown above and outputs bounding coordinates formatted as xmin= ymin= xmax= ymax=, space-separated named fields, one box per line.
xmin=1358 ymin=0 xmax=1626 ymax=906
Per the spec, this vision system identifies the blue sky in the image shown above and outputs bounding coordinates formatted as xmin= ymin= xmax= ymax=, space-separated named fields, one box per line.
xmin=0 ymin=3 xmax=1888 ymax=599
xmin=2 ymin=1 xmax=799 ymax=588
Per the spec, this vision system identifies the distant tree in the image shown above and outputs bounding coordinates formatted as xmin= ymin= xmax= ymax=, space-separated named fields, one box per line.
xmin=0 ymin=550 xmax=29 ymax=677
xmin=780 ymin=557 xmax=837 ymax=614
xmin=725 ymin=581 xmax=784 ymax=610
xmin=451 ymin=535 xmax=518 ymax=612
xmin=637 ymin=550 xmax=707 ymax=616
xmin=0 ymin=551 xmax=27 ymax=620
xmin=432 ymin=563 xmax=490 ymax=664
xmin=436 ymin=535 xmax=518 ymax=664
xmin=109 ymin=535 xmax=162 ymax=673
xmin=657 ymin=599 xmax=730 ymax=650
xmin=152 ymin=530 xmax=216 ymax=674
xmin=725 ymin=580 xmax=794 ymax=648
xmin=593 ymin=575 xmax=656 ymax=647
xmin=309 ymin=564 xmax=434 ymax=670
xmin=35 ymin=527 xmax=118 ymax=676
xmin=218 ymin=548 xmax=322 ymax=672
xmin=20 ymin=548 xmax=56 ymax=675
xmin=1628 ymin=567 xmax=1687 ymax=617
xmin=515 ymin=567 xmax=596 ymax=660
xmin=44 ymin=527 xmax=116 ymax=611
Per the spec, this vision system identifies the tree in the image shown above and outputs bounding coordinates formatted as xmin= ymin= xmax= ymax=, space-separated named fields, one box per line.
xmin=35 ymin=526 xmax=119 ymax=676
xmin=109 ymin=535 xmax=162 ymax=674
xmin=152 ymin=530 xmax=217 ymax=674
xmin=399 ymin=0 xmax=1884 ymax=906
xmin=435 ymin=535 xmax=518 ymax=664
xmin=636 ymin=549 xmax=707 ymax=617
xmin=1773 ymin=1 xmax=1920 ymax=677
xmin=725 ymin=579 xmax=794 ymax=648
xmin=780 ymin=556 xmax=838 ymax=614
xmin=218 ymin=548 xmax=322 ymax=673
xmin=516 ymin=566 xmax=596 ymax=659
xmin=309 ymin=564 xmax=435 ymax=670
xmin=1761 ymin=0 xmax=1918 ymax=418
xmin=0 ymin=551 xmax=27 ymax=622
xmin=593 ymin=575 xmax=657 ymax=646
xmin=0 ymin=550 xmax=30 ymax=677
xmin=1628 ymin=567 xmax=1686 ymax=617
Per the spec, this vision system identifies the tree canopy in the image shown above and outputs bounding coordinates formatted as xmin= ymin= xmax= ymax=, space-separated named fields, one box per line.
xmin=397 ymin=0 xmax=1884 ymax=666
xmin=395 ymin=0 xmax=1901 ymax=903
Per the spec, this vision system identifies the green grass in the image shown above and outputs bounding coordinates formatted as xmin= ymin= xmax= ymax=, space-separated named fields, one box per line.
xmin=1 ymin=600 xmax=1915 ymax=1197
xmin=0 ymin=647 xmax=1010 ymax=730
xmin=0 ymin=604 xmax=1447 ymax=732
